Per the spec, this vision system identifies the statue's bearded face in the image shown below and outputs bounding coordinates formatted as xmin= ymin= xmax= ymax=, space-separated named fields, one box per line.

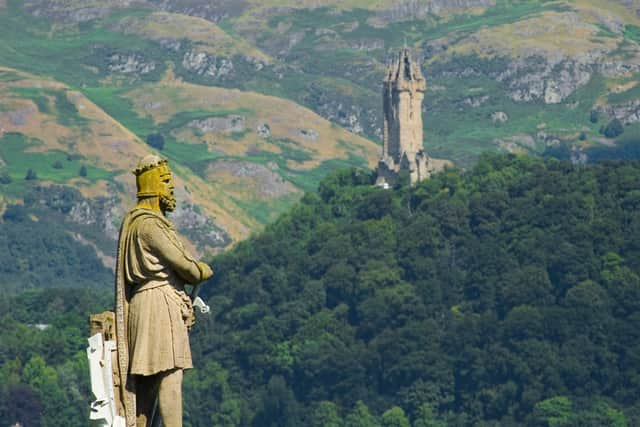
xmin=159 ymin=172 xmax=177 ymax=213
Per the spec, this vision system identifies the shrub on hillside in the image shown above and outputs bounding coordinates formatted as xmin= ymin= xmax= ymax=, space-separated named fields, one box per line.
xmin=0 ymin=172 xmax=11 ymax=184
xmin=146 ymin=133 xmax=165 ymax=150
xmin=24 ymin=169 xmax=37 ymax=180
xmin=603 ymin=118 xmax=624 ymax=138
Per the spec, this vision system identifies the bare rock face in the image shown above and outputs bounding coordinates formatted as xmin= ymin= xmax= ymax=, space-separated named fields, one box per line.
xmin=349 ymin=39 xmax=385 ymax=51
xmin=493 ymin=134 xmax=536 ymax=153
xmin=158 ymin=39 xmax=182 ymax=52
xmin=315 ymin=101 xmax=368 ymax=135
xmin=188 ymin=115 xmax=245 ymax=133
xmin=150 ymin=0 xmax=249 ymax=23
xmin=596 ymin=59 xmax=640 ymax=78
xmin=211 ymin=159 xmax=297 ymax=199
xmin=5 ymin=107 xmax=36 ymax=126
xmin=589 ymin=9 xmax=624 ymax=34
xmin=491 ymin=111 xmax=508 ymax=123
xmin=69 ymin=196 xmax=123 ymax=240
xmin=170 ymin=202 xmax=231 ymax=250
xmin=464 ymin=95 xmax=490 ymax=108
xmin=25 ymin=1 xmax=110 ymax=22
xmin=256 ymin=123 xmax=271 ymax=138
xmin=597 ymin=101 xmax=640 ymax=124
xmin=428 ymin=0 xmax=495 ymax=14
xmin=374 ymin=0 xmax=495 ymax=23
xmin=24 ymin=0 xmax=139 ymax=23
xmin=298 ymin=128 xmax=319 ymax=141
xmin=497 ymin=58 xmax=592 ymax=104
xmin=182 ymin=50 xmax=234 ymax=79
xmin=108 ymin=53 xmax=156 ymax=75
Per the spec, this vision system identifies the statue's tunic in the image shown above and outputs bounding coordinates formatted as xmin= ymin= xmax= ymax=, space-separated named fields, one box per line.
xmin=118 ymin=208 xmax=201 ymax=376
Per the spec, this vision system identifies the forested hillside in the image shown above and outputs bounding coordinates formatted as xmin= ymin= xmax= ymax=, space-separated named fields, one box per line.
xmin=4 ymin=155 xmax=638 ymax=426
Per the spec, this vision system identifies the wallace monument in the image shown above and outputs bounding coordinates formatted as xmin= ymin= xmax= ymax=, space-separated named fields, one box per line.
xmin=376 ymin=48 xmax=436 ymax=187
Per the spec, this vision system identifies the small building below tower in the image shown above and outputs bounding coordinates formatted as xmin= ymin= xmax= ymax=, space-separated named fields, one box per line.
xmin=376 ymin=48 xmax=434 ymax=187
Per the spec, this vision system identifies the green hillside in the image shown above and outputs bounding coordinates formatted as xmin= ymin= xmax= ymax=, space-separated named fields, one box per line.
xmin=2 ymin=1 xmax=640 ymax=424
xmin=4 ymin=155 xmax=640 ymax=425
xmin=1 ymin=0 xmax=640 ymax=257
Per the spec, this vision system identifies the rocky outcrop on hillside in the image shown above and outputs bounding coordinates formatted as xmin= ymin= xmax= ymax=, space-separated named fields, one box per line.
xmin=491 ymin=111 xmax=508 ymax=123
xmin=70 ymin=197 xmax=122 ymax=239
xmin=596 ymin=58 xmax=640 ymax=78
xmin=496 ymin=58 xmax=592 ymax=104
xmin=256 ymin=123 xmax=270 ymax=138
xmin=182 ymin=50 xmax=234 ymax=79
xmin=25 ymin=0 xmax=116 ymax=22
xmin=150 ymin=0 xmax=248 ymax=23
xmin=108 ymin=53 xmax=156 ymax=75
xmin=373 ymin=0 xmax=495 ymax=24
xmin=304 ymin=85 xmax=381 ymax=138
xmin=298 ymin=128 xmax=319 ymax=141
xmin=597 ymin=101 xmax=640 ymax=125
xmin=188 ymin=115 xmax=245 ymax=133
xmin=4 ymin=106 xmax=36 ymax=126
xmin=171 ymin=202 xmax=231 ymax=251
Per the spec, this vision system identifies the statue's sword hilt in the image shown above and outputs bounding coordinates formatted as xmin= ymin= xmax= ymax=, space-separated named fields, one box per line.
xmin=191 ymin=283 xmax=210 ymax=314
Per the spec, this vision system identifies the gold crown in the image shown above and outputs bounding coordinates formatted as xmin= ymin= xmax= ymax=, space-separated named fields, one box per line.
xmin=133 ymin=155 xmax=172 ymax=198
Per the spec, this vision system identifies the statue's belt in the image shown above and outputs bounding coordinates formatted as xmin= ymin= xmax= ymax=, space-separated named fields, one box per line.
xmin=132 ymin=283 xmax=193 ymax=322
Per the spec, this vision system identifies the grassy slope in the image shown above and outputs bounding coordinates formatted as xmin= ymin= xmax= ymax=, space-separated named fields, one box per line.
xmin=2 ymin=0 xmax=640 ymax=247
xmin=0 ymin=0 xmax=380 ymax=249
xmin=225 ymin=0 xmax=640 ymax=165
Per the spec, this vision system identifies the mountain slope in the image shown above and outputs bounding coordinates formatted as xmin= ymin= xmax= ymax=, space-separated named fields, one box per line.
xmin=0 ymin=63 xmax=377 ymax=259
xmin=2 ymin=0 xmax=640 ymax=265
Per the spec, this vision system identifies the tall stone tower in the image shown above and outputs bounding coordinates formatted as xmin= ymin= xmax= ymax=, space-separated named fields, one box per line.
xmin=376 ymin=48 xmax=431 ymax=187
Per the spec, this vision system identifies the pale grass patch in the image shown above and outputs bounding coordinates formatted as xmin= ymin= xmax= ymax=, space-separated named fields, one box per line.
xmin=125 ymin=81 xmax=379 ymax=166
xmin=0 ymin=71 xmax=261 ymax=249
xmin=69 ymin=178 xmax=111 ymax=198
xmin=574 ymin=0 xmax=640 ymax=26
xmin=436 ymin=10 xmax=620 ymax=62
xmin=609 ymin=80 xmax=638 ymax=94
xmin=205 ymin=165 xmax=301 ymax=202
xmin=0 ymin=97 xmax=72 ymax=151
xmin=118 ymin=12 xmax=271 ymax=63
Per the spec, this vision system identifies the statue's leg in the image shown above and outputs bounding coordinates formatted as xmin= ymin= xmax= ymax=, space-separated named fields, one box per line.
xmin=136 ymin=374 xmax=160 ymax=427
xmin=158 ymin=368 xmax=183 ymax=427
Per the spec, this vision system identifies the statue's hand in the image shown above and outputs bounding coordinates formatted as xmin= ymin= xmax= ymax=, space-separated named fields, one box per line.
xmin=198 ymin=262 xmax=213 ymax=281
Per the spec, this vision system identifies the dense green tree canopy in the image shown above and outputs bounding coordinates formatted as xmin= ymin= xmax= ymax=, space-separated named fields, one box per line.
xmin=191 ymin=155 xmax=640 ymax=425
xmin=3 ymin=155 xmax=640 ymax=426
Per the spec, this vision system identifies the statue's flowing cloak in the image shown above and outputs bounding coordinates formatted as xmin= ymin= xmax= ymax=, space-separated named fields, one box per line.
xmin=115 ymin=209 xmax=152 ymax=427
xmin=115 ymin=208 xmax=199 ymax=426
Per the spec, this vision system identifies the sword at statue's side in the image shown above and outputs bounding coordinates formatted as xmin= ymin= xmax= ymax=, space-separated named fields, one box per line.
xmin=192 ymin=261 xmax=213 ymax=314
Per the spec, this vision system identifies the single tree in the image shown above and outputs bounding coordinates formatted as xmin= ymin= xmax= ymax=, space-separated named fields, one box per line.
xmin=25 ymin=169 xmax=38 ymax=180
xmin=603 ymin=118 xmax=624 ymax=138
xmin=146 ymin=133 xmax=165 ymax=150
xmin=0 ymin=171 xmax=11 ymax=184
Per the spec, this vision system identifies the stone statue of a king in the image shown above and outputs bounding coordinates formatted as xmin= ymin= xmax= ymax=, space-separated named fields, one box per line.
xmin=114 ymin=154 xmax=213 ymax=427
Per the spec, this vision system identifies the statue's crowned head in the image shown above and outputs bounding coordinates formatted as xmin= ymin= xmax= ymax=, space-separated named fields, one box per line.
xmin=133 ymin=154 xmax=177 ymax=213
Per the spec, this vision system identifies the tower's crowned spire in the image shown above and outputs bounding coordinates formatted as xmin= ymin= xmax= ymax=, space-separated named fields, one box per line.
xmin=376 ymin=48 xmax=431 ymax=187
